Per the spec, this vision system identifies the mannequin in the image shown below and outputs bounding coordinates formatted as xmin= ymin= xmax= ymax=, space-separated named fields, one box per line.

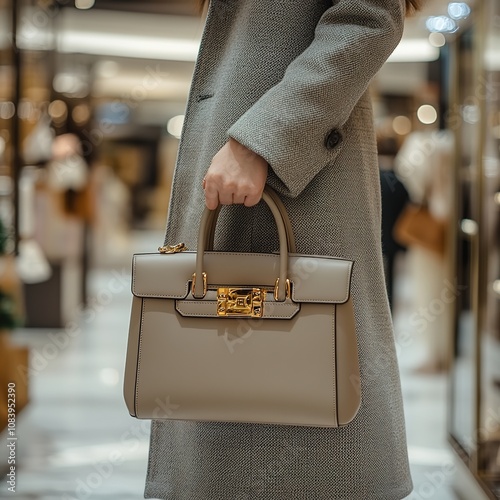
xmin=394 ymin=129 xmax=454 ymax=372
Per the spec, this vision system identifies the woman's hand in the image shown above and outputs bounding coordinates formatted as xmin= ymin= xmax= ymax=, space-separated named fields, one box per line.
xmin=203 ymin=138 xmax=268 ymax=209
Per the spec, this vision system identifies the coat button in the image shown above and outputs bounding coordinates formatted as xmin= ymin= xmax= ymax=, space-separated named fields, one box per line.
xmin=325 ymin=129 xmax=342 ymax=150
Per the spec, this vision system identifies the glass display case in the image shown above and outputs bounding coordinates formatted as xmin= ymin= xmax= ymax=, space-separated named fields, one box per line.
xmin=449 ymin=2 xmax=500 ymax=498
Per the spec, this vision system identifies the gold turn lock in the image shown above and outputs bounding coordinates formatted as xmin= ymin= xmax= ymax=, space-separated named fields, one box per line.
xmin=217 ymin=288 xmax=265 ymax=318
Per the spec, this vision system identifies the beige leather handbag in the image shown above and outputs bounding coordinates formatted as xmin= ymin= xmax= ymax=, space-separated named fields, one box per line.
xmin=123 ymin=186 xmax=361 ymax=427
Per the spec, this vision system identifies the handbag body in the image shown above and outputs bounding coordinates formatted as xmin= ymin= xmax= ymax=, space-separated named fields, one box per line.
xmin=123 ymin=187 xmax=361 ymax=427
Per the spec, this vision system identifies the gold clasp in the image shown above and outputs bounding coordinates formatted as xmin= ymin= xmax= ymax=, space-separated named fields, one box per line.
xmin=158 ymin=242 xmax=188 ymax=254
xmin=217 ymin=287 xmax=265 ymax=318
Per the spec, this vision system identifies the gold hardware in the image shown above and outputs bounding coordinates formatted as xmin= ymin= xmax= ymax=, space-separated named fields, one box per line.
xmin=158 ymin=242 xmax=188 ymax=254
xmin=217 ymin=287 xmax=265 ymax=317
xmin=274 ymin=278 xmax=291 ymax=302
xmin=192 ymin=272 xmax=207 ymax=298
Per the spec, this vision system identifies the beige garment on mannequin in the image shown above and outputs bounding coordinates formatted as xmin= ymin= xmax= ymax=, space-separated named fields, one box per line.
xmin=395 ymin=129 xmax=454 ymax=367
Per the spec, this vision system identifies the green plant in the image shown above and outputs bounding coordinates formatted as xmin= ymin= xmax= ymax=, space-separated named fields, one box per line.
xmin=0 ymin=290 xmax=18 ymax=329
xmin=0 ymin=219 xmax=22 ymax=329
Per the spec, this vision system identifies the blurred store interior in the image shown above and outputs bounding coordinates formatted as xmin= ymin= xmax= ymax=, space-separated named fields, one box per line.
xmin=0 ymin=0 xmax=499 ymax=498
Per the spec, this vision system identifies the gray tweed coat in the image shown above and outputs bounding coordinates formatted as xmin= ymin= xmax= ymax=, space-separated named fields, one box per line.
xmin=145 ymin=0 xmax=413 ymax=498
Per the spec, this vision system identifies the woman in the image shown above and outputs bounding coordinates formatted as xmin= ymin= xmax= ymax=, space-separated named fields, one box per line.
xmin=146 ymin=0 xmax=419 ymax=498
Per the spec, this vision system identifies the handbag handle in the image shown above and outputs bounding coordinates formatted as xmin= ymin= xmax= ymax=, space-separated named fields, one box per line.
xmin=203 ymin=188 xmax=296 ymax=253
xmin=193 ymin=186 xmax=292 ymax=301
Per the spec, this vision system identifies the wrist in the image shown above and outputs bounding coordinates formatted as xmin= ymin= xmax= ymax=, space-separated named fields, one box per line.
xmin=229 ymin=137 xmax=258 ymax=158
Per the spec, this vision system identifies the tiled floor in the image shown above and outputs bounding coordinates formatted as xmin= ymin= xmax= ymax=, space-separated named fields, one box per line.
xmin=0 ymin=233 xmax=490 ymax=499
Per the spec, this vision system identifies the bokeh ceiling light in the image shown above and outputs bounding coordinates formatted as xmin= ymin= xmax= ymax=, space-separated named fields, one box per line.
xmin=428 ymin=32 xmax=446 ymax=48
xmin=53 ymin=73 xmax=85 ymax=94
xmin=53 ymin=61 xmax=90 ymax=98
xmin=167 ymin=115 xmax=185 ymax=139
xmin=58 ymin=32 xmax=199 ymax=62
xmin=75 ymin=0 xmax=95 ymax=9
xmin=426 ymin=16 xmax=458 ymax=33
xmin=0 ymin=102 xmax=15 ymax=120
xmin=448 ymin=2 xmax=471 ymax=20
xmin=417 ymin=105 xmax=438 ymax=125
xmin=18 ymin=101 xmax=34 ymax=120
xmin=462 ymin=105 xmax=479 ymax=124
xmin=48 ymin=100 xmax=68 ymax=122
xmin=392 ymin=116 xmax=412 ymax=135
xmin=72 ymin=104 xmax=91 ymax=125
xmin=388 ymin=38 xmax=439 ymax=62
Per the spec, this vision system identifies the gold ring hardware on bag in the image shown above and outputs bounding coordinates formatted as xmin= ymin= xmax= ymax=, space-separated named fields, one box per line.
xmin=191 ymin=272 xmax=207 ymax=298
xmin=217 ymin=287 xmax=265 ymax=318
xmin=274 ymin=278 xmax=291 ymax=302
xmin=158 ymin=242 xmax=188 ymax=254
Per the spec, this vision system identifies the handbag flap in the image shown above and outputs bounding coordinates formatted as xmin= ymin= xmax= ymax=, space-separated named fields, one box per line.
xmin=132 ymin=252 xmax=353 ymax=304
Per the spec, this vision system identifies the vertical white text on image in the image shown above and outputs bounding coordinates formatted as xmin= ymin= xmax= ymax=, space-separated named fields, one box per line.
xmin=6 ymin=382 xmax=17 ymax=493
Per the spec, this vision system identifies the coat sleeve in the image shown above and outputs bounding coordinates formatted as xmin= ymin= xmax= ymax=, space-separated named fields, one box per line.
xmin=227 ymin=0 xmax=406 ymax=198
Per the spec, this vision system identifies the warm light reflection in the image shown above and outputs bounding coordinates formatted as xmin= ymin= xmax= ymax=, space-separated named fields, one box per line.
xmin=75 ymin=0 xmax=95 ymax=9
xmin=48 ymin=100 xmax=68 ymax=123
xmin=58 ymin=32 xmax=199 ymax=62
xmin=392 ymin=115 xmax=412 ymax=135
xmin=428 ymin=32 xmax=446 ymax=48
xmin=417 ymin=105 xmax=438 ymax=125
xmin=72 ymin=104 xmax=91 ymax=125
xmin=388 ymin=39 xmax=439 ymax=62
xmin=53 ymin=73 xmax=89 ymax=98
xmin=0 ymin=102 xmax=15 ymax=120
xmin=94 ymin=60 xmax=120 ymax=79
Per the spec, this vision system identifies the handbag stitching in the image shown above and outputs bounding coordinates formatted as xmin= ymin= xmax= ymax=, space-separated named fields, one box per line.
xmin=135 ymin=297 xmax=147 ymax=417
xmin=174 ymin=301 xmax=300 ymax=319
xmin=130 ymin=298 xmax=145 ymax=417
xmin=132 ymin=256 xmax=136 ymax=294
xmin=333 ymin=304 xmax=339 ymax=425
xmin=332 ymin=305 xmax=338 ymax=425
